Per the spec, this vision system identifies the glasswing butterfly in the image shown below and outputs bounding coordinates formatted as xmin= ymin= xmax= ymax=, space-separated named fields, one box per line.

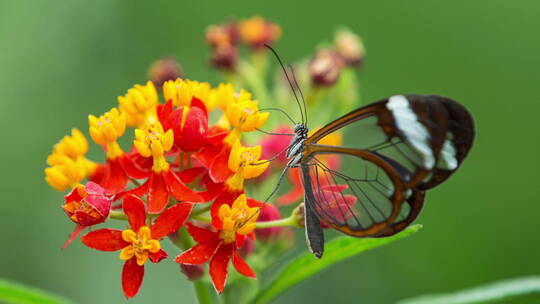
xmin=256 ymin=46 xmax=475 ymax=258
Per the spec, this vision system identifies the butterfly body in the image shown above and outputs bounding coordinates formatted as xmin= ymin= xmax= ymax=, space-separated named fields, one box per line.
xmin=282 ymin=94 xmax=475 ymax=258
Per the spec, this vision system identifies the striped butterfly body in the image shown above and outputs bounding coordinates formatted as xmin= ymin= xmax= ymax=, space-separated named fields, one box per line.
xmin=285 ymin=94 xmax=475 ymax=258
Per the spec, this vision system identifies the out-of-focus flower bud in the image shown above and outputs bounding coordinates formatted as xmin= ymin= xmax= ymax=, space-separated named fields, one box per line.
xmin=180 ymin=264 xmax=205 ymax=281
xmin=293 ymin=203 xmax=305 ymax=228
xmin=260 ymin=125 xmax=293 ymax=165
xmin=308 ymin=49 xmax=344 ymax=87
xmin=206 ymin=22 xmax=239 ymax=48
xmin=255 ymin=203 xmax=282 ymax=242
xmin=239 ymin=16 xmax=281 ymax=50
xmin=335 ymin=28 xmax=365 ymax=67
xmin=238 ymin=237 xmax=255 ymax=258
xmin=210 ymin=44 xmax=238 ymax=71
xmin=148 ymin=57 xmax=183 ymax=88
xmin=62 ymin=182 xmax=111 ymax=226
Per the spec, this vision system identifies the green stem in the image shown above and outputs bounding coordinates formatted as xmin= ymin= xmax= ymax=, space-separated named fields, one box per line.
xmin=256 ymin=215 xmax=299 ymax=229
xmin=192 ymin=205 xmax=211 ymax=216
xmin=192 ymin=215 xmax=212 ymax=223
xmin=109 ymin=210 xmax=127 ymax=220
xmin=238 ymin=60 xmax=271 ymax=104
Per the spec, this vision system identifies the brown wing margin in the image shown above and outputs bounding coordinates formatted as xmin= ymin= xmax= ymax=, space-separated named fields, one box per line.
xmin=301 ymin=144 xmax=421 ymax=237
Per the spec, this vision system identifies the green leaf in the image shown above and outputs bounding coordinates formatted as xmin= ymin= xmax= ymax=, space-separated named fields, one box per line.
xmin=396 ymin=276 xmax=540 ymax=304
xmin=250 ymin=224 xmax=422 ymax=304
xmin=0 ymin=278 xmax=75 ymax=304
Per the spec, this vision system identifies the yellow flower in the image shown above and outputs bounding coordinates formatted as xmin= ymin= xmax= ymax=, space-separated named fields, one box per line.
xmin=209 ymin=83 xmax=235 ymax=111
xmin=218 ymin=194 xmax=259 ymax=243
xmin=163 ymin=78 xmax=212 ymax=108
xmin=45 ymin=157 xmax=88 ymax=191
xmin=88 ymin=108 xmax=126 ymax=159
xmin=224 ymin=97 xmax=269 ymax=144
xmin=118 ymin=81 xmax=159 ymax=127
xmin=133 ymin=122 xmax=174 ymax=172
xmin=45 ymin=129 xmax=97 ymax=191
xmin=120 ymin=226 xmax=161 ymax=266
xmin=226 ymin=141 xmax=269 ymax=190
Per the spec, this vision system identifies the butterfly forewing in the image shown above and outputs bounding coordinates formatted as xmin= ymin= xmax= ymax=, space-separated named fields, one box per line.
xmin=305 ymin=95 xmax=475 ymax=190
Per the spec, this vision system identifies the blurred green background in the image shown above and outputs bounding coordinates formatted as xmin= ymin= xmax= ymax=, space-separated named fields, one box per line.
xmin=2 ymin=0 xmax=540 ymax=303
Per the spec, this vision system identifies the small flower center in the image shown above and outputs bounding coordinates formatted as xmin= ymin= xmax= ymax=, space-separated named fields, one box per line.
xmin=218 ymin=194 xmax=259 ymax=244
xmin=120 ymin=226 xmax=161 ymax=266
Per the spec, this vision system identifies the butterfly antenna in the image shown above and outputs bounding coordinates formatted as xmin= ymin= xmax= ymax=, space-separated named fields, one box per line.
xmin=258 ymin=107 xmax=296 ymax=125
xmin=264 ymin=44 xmax=305 ymax=125
xmin=288 ymin=64 xmax=308 ymax=124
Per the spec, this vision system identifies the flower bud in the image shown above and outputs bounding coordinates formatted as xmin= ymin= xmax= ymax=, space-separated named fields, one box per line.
xmin=255 ymin=203 xmax=282 ymax=242
xmin=239 ymin=16 xmax=281 ymax=50
xmin=260 ymin=125 xmax=293 ymax=165
xmin=308 ymin=49 xmax=344 ymax=87
xmin=62 ymin=182 xmax=111 ymax=226
xmin=167 ymin=105 xmax=208 ymax=152
xmin=335 ymin=28 xmax=365 ymax=67
xmin=148 ymin=57 xmax=183 ymax=88
xmin=210 ymin=45 xmax=238 ymax=71
xmin=180 ymin=264 xmax=204 ymax=281
xmin=206 ymin=22 xmax=239 ymax=48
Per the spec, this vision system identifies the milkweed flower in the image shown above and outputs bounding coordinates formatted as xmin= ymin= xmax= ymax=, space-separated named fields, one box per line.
xmin=82 ymin=195 xmax=192 ymax=298
xmin=118 ymin=81 xmax=159 ymax=128
xmin=176 ymin=194 xmax=258 ymax=293
xmin=133 ymin=122 xmax=203 ymax=213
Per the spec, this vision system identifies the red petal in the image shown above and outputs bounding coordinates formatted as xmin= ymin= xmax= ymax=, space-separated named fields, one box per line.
xmin=321 ymin=184 xmax=348 ymax=192
xmin=191 ymin=97 xmax=208 ymax=116
xmin=186 ymin=222 xmax=218 ymax=243
xmin=101 ymin=158 xmax=128 ymax=195
xmin=209 ymin=146 xmax=233 ymax=183
xmin=81 ymin=229 xmax=128 ymax=251
xmin=89 ymin=163 xmax=107 ymax=185
xmin=151 ymin=203 xmax=193 ymax=239
xmin=113 ymin=180 xmax=149 ymax=202
xmin=149 ymin=249 xmax=168 ymax=264
xmin=246 ymin=197 xmax=263 ymax=208
xmin=158 ymin=99 xmax=174 ymax=128
xmin=198 ymin=174 xmax=224 ymax=202
xmin=123 ymin=195 xmax=147 ymax=232
xmin=73 ymin=210 xmax=103 ymax=226
xmin=62 ymin=225 xmax=85 ymax=249
xmin=64 ymin=186 xmax=83 ymax=203
xmin=206 ymin=127 xmax=228 ymax=144
xmin=177 ymin=167 xmax=206 ymax=184
xmin=119 ymin=154 xmax=150 ymax=180
xmin=175 ymin=239 xmax=221 ymax=265
xmin=179 ymin=107 xmax=208 ymax=152
xmin=163 ymin=170 xmax=203 ymax=203
xmin=148 ymin=172 xmax=169 ymax=214
xmin=232 ymin=250 xmax=256 ymax=278
xmin=122 ymin=258 xmax=144 ymax=299
xmin=209 ymin=244 xmax=233 ymax=294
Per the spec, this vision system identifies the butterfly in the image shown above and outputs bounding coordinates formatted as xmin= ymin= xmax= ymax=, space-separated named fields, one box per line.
xmin=258 ymin=47 xmax=475 ymax=259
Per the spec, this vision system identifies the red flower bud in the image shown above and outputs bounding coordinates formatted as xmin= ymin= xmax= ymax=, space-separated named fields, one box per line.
xmin=260 ymin=125 xmax=293 ymax=165
xmin=256 ymin=203 xmax=282 ymax=242
xmin=180 ymin=264 xmax=205 ymax=281
xmin=210 ymin=44 xmax=238 ymax=71
xmin=62 ymin=182 xmax=111 ymax=226
xmin=167 ymin=104 xmax=208 ymax=152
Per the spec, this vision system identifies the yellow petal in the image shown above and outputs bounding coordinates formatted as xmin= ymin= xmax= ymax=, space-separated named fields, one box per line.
xmin=122 ymin=229 xmax=138 ymax=242
xmin=120 ymin=246 xmax=135 ymax=261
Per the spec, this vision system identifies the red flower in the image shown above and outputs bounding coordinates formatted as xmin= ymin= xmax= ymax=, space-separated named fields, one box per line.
xmin=175 ymin=194 xmax=258 ymax=293
xmin=62 ymin=182 xmax=111 ymax=248
xmin=81 ymin=195 xmax=193 ymax=298
xmin=260 ymin=125 xmax=293 ymax=165
xmin=314 ymin=184 xmax=357 ymax=223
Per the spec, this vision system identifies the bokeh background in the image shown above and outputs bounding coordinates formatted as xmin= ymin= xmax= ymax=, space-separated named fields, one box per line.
xmin=2 ymin=0 xmax=540 ymax=303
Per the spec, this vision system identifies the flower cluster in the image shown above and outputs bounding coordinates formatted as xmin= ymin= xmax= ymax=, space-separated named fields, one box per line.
xmin=46 ymin=15 xmax=366 ymax=301
xmin=206 ymin=16 xmax=281 ymax=71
